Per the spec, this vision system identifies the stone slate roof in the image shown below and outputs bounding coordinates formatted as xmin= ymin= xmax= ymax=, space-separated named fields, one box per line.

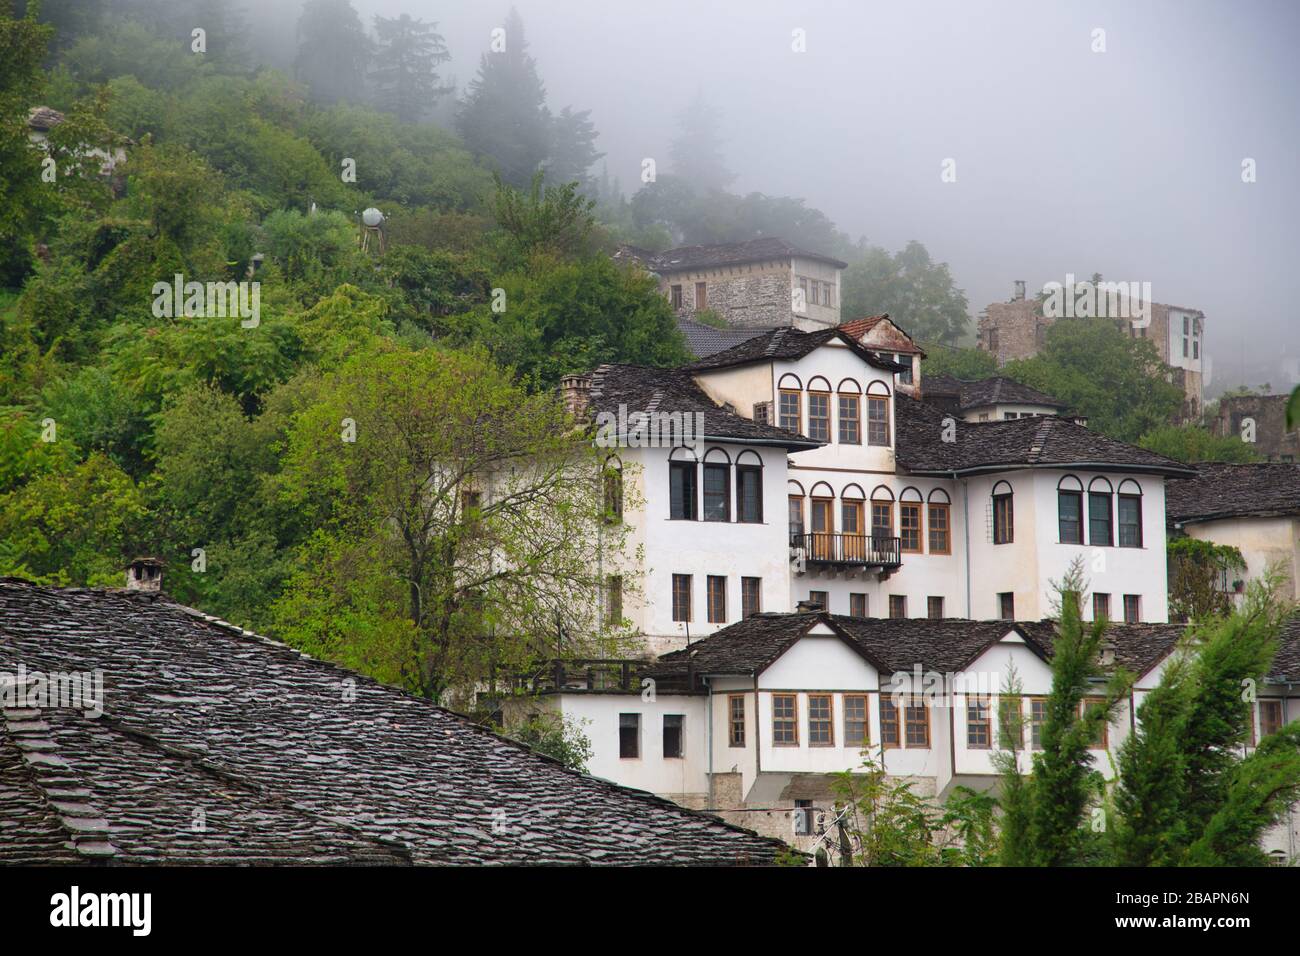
xmin=675 ymin=317 xmax=770 ymax=359
xmin=957 ymin=377 xmax=1070 ymax=411
xmin=645 ymin=237 xmax=848 ymax=272
xmin=27 ymin=106 xmax=64 ymax=132
xmin=686 ymin=326 xmax=904 ymax=374
xmin=1270 ymin=616 xmax=1300 ymax=683
xmin=895 ymin=393 xmax=1194 ymax=477
xmin=588 ymin=363 xmax=821 ymax=449
xmin=0 ymin=580 xmax=788 ymax=866
xmin=1165 ymin=462 xmax=1300 ymax=525
xmin=656 ymin=611 xmax=1187 ymax=681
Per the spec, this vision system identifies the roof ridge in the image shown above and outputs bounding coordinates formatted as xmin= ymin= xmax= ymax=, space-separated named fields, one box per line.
xmin=1025 ymin=416 xmax=1057 ymax=463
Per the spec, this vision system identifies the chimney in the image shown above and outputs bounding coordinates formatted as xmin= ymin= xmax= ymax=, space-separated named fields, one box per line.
xmin=1098 ymin=640 xmax=1116 ymax=667
xmin=125 ymin=557 xmax=164 ymax=592
xmin=1013 ymin=280 xmax=1026 ymax=301
xmin=796 ymin=599 xmax=824 ymax=612
xmin=559 ymin=373 xmax=592 ymax=419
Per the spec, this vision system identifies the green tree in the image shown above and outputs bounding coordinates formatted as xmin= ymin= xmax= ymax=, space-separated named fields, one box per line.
xmin=668 ymin=90 xmax=733 ymax=192
xmin=505 ymin=712 xmax=593 ymax=773
xmin=915 ymin=344 xmax=998 ymax=381
xmin=1111 ymin=579 xmax=1300 ymax=865
xmin=546 ymin=106 xmax=603 ymax=193
xmin=294 ymin=0 xmax=369 ymax=106
xmin=455 ymin=6 xmax=549 ymax=187
xmin=489 ymin=170 xmax=596 ymax=259
xmin=840 ymin=241 xmax=970 ymax=345
xmin=370 ymin=12 xmax=452 ymax=123
xmin=0 ymin=1 xmax=55 ymax=250
xmin=270 ymin=346 xmax=638 ymax=701
xmin=1137 ymin=424 xmax=1260 ymax=464
xmin=1167 ymin=537 xmax=1247 ymax=623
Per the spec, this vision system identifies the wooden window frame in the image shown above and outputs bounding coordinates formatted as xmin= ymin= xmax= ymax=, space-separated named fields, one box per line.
xmin=1123 ymin=593 xmax=1141 ymax=624
xmin=927 ymin=502 xmax=951 ymax=554
xmin=695 ymin=280 xmax=707 ymax=310
xmin=807 ymin=390 xmax=831 ymax=443
xmin=998 ymin=591 xmax=1015 ymax=620
xmin=808 ymin=589 xmax=829 ymax=611
xmin=663 ymin=714 xmax=685 ymax=759
xmin=1058 ymin=490 xmax=1083 ymax=544
xmin=880 ymin=696 xmax=900 ymax=749
xmin=1088 ymin=491 xmax=1113 ymax=547
xmin=788 ymin=494 xmax=804 ymax=538
xmin=669 ymin=460 xmax=698 ymax=521
xmin=778 ymin=389 xmax=802 ymax=434
xmin=1029 ymin=696 xmax=1048 ymax=750
xmin=993 ymin=492 xmax=1014 ymax=544
xmin=867 ymin=394 xmax=890 ymax=446
xmin=1118 ymin=493 xmax=1143 ymax=548
xmin=1093 ymin=592 xmax=1111 ymax=622
xmin=837 ymin=393 xmax=861 ymax=444
xmin=670 ymin=284 xmax=683 ymax=309
xmin=904 ymin=698 xmax=930 ymax=748
xmin=966 ymin=695 xmax=992 ymax=749
xmin=772 ymin=693 xmax=799 ymax=746
xmin=702 ymin=462 xmax=731 ymax=522
xmin=808 ymin=694 xmax=834 ymax=747
xmin=736 ymin=464 xmax=763 ymax=524
xmin=619 ymin=712 xmax=641 ymax=759
xmin=706 ymin=575 xmax=727 ymax=624
xmin=728 ymin=694 xmax=746 ymax=747
xmin=927 ymin=596 xmax=944 ymax=619
xmin=843 ymin=694 xmax=869 ymax=748
xmin=849 ymin=592 xmax=867 ymax=618
xmin=888 ymin=594 xmax=907 ymax=619
xmin=671 ymin=573 xmax=692 ymax=623
xmin=1259 ymin=699 xmax=1284 ymax=743
xmin=741 ymin=576 xmax=762 ymax=619
xmin=899 ymin=501 xmax=923 ymax=553
xmin=871 ymin=499 xmax=894 ymax=539
xmin=998 ymin=696 xmax=1024 ymax=749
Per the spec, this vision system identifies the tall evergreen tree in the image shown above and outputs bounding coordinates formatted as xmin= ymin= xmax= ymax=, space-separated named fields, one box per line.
xmin=455 ymin=6 xmax=549 ymax=187
xmin=370 ymin=13 xmax=452 ymax=124
xmin=294 ymin=0 xmax=369 ymax=106
xmin=668 ymin=90 xmax=734 ymax=192
xmin=546 ymin=105 xmax=602 ymax=192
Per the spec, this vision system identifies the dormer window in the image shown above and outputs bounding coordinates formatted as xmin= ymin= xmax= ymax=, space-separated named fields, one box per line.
xmin=895 ymin=354 xmax=914 ymax=385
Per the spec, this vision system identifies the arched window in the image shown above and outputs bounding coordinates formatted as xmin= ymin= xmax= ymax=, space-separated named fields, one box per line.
xmin=702 ymin=448 xmax=732 ymax=522
xmin=778 ymin=374 xmax=803 ymax=434
xmin=1117 ymin=479 xmax=1143 ymax=548
xmin=807 ymin=377 xmax=832 ymax=443
xmin=669 ymin=447 xmax=699 ymax=521
xmin=837 ymin=379 xmax=862 ymax=445
xmin=840 ymin=483 xmax=865 ymax=551
xmin=1057 ymin=475 xmax=1084 ymax=544
xmin=809 ymin=482 xmax=835 ymax=559
xmin=992 ymin=480 xmax=1014 ymax=545
xmin=1087 ymin=477 xmax=1114 ymax=547
xmin=927 ymin=488 xmax=952 ymax=554
xmin=735 ymin=450 xmax=764 ymax=524
xmin=866 ymin=381 xmax=891 ymax=446
xmin=870 ymin=484 xmax=894 ymax=540
xmin=602 ymin=455 xmax=623 ymax=525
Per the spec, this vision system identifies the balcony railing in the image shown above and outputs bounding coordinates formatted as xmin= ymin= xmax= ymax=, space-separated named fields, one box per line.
xmin=499 ymin=659 xmax=696 ymax=695
xmin=790 ymin=532 xmax=902 ymax=568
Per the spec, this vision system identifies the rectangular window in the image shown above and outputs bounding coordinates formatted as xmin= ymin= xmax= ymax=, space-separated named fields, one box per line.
xmin=1123 ymin=594 xmax=1141 ymax=624
xmin=841 ymin=500 xmax=863 ymax=553
xmin=900 ymin=502 xmax=922 ymax=552
xmin=736 ymin=466 xmax=762 ymax=523
xmin=772 ymin=694 xmax=798 ymax=745
xmin=904 ymin=699 xmax=930 ymax=747
xmin=728 ymin=695 xmax=745 ymax=747
xmin=807 ymin=392 xmax=830 ymax=442
xmin=1118 ymin=495 xmax=1142 ymax=547
xmin=1260 ymin=700 xmax=1284 ymax=741
xmin=808 ymin=694 xmax=833 ymax=746
xmin=672 ymin=574 xmax=692 ymax=622
xmin=695 ymin=281 xmax=707 ymax=310
xmin=871 ymin=499 xmax=893 ymax=539
xmin=779 ymin=390 xmax=801 ymax=434
xmin=808 ymin=590 xmax=828 ymax=610
xmin=670 ymin=284 xmax=682 ymax=309
xmin=849 ymin=593 xmax=867 ymax=618
xmin=605 ymin=575 xmax=623 ymax=625
xmin=788 ymin=495 xmax=804 ymax=539
xmin=603 ymin=467 xmax=623 ymax=524
xmin=844 ymin=694 xmax=869 ymax=747
xmin=896 ymin=354 xmax=914 ymax=385
xmin=889 ymin=595 xmax=907 ymax=619
xmin=838 ymin=394 xmax=861 ymax=444
xmin=998 ymin=697 xmax=1023 ymax=749
xmin=669 ymin=461 xmax=697 ymax=520
xmin=998 ymin=591 xmax=1015 ymax=620
xmin=880 ymin=696 xmax=899 ymax=748
xmin=1093 ymin=592 xmax=1110 ymax=621
xmin=1058 ymin=490 xmax=1083 ymax=543
xmin=798 ymin=277 xmax=809 ymax=309
xmin=927 ymin=596 xmax=944 ymax=619
xmin=993 ymin=493 xmax=1014 ymax=544
xmin=1030 ymin=697 xmax=1048 ymax=749
xmin=619 ymin=713 xmax=640 ymax=758
xmin=663 ymin=714 xmax=684 ymax=758
xmin=741 ymin=577 xmax=762 ymax=618
xmin=706 ymin=575 xmax=727 ymax=624
xmin=703 ymin=463 xmax=730 ymax=522
xmin=867 ymin=395 xmax=890 ymax=446
xmin=811 ymin=498 xmax=832 ymax=557
xmin=967 ymin=696 xmax=991 ymax=749
xmin=1089 ymin=492 xmax=1112 ymax=546
xmin=928 ymin=503 xmax=951 ymax=554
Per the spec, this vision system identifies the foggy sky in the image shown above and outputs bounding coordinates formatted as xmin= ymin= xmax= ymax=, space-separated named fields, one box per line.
xmin=314 ymin=0 xmax=1299 ymax=390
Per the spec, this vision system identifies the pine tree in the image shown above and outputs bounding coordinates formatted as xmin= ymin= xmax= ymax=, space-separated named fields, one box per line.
xmin=294 ymin=0 xmax=370 ymax=106
xmin=370 ymin=13 xmax=452 ymax=124
xmin=546 ymin=106 xmax=603 ymax=193
xmin=668 ymin=90 xmax=734 ymax=192
xmin=455 ymin=7 xmax=549 ymax=187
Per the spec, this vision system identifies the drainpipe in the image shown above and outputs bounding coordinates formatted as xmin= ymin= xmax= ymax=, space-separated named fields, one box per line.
xmin=706 ymin=676 xmax=714 ymax=808
xmin=958 ymin=473 xmax=972 ymax=618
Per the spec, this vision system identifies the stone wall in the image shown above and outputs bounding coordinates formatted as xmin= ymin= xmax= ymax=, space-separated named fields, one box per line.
xmin=1214 ymin=394 xmax=1300 ymax=461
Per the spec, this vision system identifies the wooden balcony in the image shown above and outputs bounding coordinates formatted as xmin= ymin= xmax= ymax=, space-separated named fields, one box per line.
xmin=790 ymin=532 xmax=902 ymax=575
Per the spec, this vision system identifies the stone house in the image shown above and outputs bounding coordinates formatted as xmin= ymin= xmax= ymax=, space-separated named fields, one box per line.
xmin=1212 ymin=393 xmax=1300 ymax=462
